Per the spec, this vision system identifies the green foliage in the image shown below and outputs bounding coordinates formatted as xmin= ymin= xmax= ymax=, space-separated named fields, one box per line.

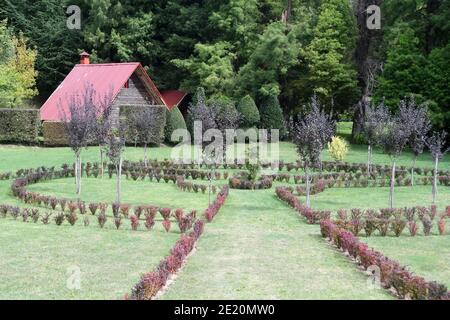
xmin=0 ymin=0 xmax=447 ymax=133
xmin=42 ymin=121 xmax=68 ymax=146
xmin=0 ymin=108 xmax=40 ymax=143
xmin=259 ymin=95 xmax=286 ymax=137
xmin=237 ymin=95 xmax=260 ymax=127
xmin=236 ymin=22 xmax=300 ymax=102
xmin=424 ymin=45 xmax=450 ymax=130
xmin=165 ymin=106 xmax=187 ymax=144
xmin=374 ymin=23 xmax=428 ymax=109
xmin=205 ymin=0 xmax=260 ymax=62
xmin=304 ymin=0 xmax=358 ymax=111
xmin=0 ymin=20 xmax=38 ymax=107
xmin=0 ymin=1 xmax=83 ymax=97
xmin=172 ymin=42 xmax=236 ymax=97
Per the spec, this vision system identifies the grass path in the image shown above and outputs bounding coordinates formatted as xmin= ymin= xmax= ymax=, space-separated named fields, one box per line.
xmin=163 ymin=189 xmax=392 ymax=300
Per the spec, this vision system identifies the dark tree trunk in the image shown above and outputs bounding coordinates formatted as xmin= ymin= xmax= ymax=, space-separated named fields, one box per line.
xmin=351 ymin=0 xmax=383 ymax=140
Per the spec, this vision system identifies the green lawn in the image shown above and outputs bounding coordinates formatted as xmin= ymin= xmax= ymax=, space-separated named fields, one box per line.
xmin=0 ymin=142 xmax=449 ymax=299
xmin=163 ymin=189 xmax=391 ymax=299
xmin=0 ymin=141 xmax=449 ymax=173
xmin=307 ymin=185 xmax=450 ymax=212
xmin=0 ymin=218 xmax=179 ymax=299
xmin=0 ymin=174 xmax=208 ymax=299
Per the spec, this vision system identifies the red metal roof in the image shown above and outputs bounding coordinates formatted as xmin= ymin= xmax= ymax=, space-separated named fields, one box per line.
xmin=40 ymin=63 xmax=167 ymax=121
xmin=160 ymin=90 xmax=187 ymax=110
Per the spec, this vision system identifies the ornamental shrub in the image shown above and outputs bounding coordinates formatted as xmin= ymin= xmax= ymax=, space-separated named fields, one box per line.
xmin=41 ymin=212 xmax=51 ymax=224
xmin=162 ymin=219 xmax=171 ymax=232
xmin=120 ymin=204 xmax=131 ymax=218
xmin=54 ymin=213 xmax=65 ymax=226
xmin=438 ymin=218 xmax=446 ymax=235
xmin=89 ymin=203 xmax=98 ymax=215
xmin=408 ymin=220 xmax=418 ymax=236
xmin=130 ymin=214 xmax=139 ymax=231
xmin=259 ymin=96 xmax=286 ymax=137
xmin=98 ymin=211 xmax=107 ymax=228
xmin=114 ymin=216 xmax=122 ymax=230
xmin=159 ymin=208 xmax=171 ymax=220
xmin=422 ymin=215 xmax=433 ymax=236
xmin=391 ymin=219 xmax=407 ymax=237
xmin=237 ymin=95 xmax=260 ymax=127
xmin=144 ymin=213 xmax=155 ymax=231
xmin=327 ymin=136 xmax=349 ymax=162
xmin=164 ymin=106 xmax=187 ymax=143
xmin=66 ymin=212 xmax=78 ymax=226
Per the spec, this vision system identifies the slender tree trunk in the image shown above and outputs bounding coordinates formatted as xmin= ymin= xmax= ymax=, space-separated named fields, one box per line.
xmin=74 ymin=155 xmax=78 ymax=187
xmin=411 ymin=156 xmax=417 ymax=186
xmin=79 ymin=154 xmax=82 ymax=195
xmin=305 ymin=164 xmax=311 ymax=208
xmin=208 ymin=167 xmax=213 ymax=206
xmin=100 ymin=147 xmax=104 ymax=179
xmin=432 ymin=157 xmax=438 ymax=204
xmin=75 ymin=151 xmax=82 ymax=196
xmin=144 ymin=143 xmax=148 ymax=168
xmin=367 ymin=145 xmax=371 ymax=173
xmin=389 ymin=160 xmax=396 ymax=209
xmin=116 ymin=156 xmax=122 ymax=204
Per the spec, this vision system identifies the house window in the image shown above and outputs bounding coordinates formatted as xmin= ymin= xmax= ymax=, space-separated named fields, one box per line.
xmin=124 ymin=80 xmax=129 ymax=89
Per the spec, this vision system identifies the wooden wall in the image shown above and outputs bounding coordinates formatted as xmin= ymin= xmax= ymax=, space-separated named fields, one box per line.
xmin=111 ymin=73 xmax=158 ymax=126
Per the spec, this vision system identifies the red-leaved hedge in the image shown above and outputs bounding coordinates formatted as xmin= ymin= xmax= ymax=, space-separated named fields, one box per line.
xmin=128 ymin=220 xmax=205 ymax=300
xmin=204 ymin=186 xmax=229 ymax=222
xmin=320 ymin=219 xmax=450 ymax=300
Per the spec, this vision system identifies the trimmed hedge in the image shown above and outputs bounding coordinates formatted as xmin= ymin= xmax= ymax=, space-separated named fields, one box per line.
xmin=120 ymin=105 xmax=166 ymax=145
xmin=320 ymin=219 xmax=450 ymax=300
xmin=164 ymin=106 xmax=187 ymax=143
xmin=43 ymin=121 xmax=68 ymax=146
xmin=0 ymin=108 xmax=40 ymax=143
xmin=237 ymin=95 xmax=260 ymax=127
xmin=259 ymin=96 xmax=286 ymax=138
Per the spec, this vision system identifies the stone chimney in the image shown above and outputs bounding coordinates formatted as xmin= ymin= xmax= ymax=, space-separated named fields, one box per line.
xmin=79 ymin=51 xmax=90 ymax=65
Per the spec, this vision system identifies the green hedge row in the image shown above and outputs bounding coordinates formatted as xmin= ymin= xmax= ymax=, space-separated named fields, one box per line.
xmin=42 ymin=121 xmax=68 ymax=146
xmin=0 ymin=108 xmax=40 ymax=143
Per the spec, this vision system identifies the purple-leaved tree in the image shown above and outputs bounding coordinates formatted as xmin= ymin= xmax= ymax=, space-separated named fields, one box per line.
xmin=90 ymin=89 xmax=114 ymax=178
xmin=59 ymin=83 xmax=96 ymax=195
xmin=131 ymin=107 xmax=160 ymax=167
xmin=293 ymin=96 xmax=335 ymax=208
xmin=377 ymin=106 xmax=411 ymax=208
xmin=425 ymin=131 xmax=449 ymax=204
xmin=105 ymin=123 xmax=127 ymax=204
xmin=397 ymin=98 xmax=431 ymax=186
xmin=187 ymin=93 xmax=240 ymax=204
xmin=363 ymin=102 xmax=389 ymax=173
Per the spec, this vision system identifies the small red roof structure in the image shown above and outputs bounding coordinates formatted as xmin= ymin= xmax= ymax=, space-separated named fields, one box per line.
xmin=40 ymin=57 xmax=186 ymax=121
xmin=160 ymin=90 xmax=188 ymax=109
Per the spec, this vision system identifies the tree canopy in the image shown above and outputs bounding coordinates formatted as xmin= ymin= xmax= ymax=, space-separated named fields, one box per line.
xmin=0 ymin=0 xmax=448 ymax=131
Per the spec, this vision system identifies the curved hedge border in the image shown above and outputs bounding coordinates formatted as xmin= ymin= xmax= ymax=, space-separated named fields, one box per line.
xmin=129 ymin=186 xmax=229 ymax=300
xmin=228 ymin=175 xmax=273 ymax=190
xmin=9 ymin=166 xmax=203 ymax=233
xmin=276 ymin=185 xmax=450 ymax=300
xmin=320 ymin=219 xmax=450 ymax=300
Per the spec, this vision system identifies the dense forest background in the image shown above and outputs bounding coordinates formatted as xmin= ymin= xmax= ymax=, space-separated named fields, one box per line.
xmin=0 ymin=0 xmax=448 ymax=137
